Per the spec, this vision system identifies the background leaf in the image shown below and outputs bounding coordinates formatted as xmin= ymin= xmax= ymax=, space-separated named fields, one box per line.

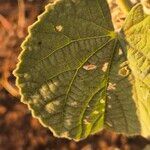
xmin=122 ymin=4 xmax=150 ymax=137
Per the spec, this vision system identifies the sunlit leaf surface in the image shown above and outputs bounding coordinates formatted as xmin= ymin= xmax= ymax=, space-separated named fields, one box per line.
xmin=122 ymin=4 xmax=150 ymax=137
xmin=14 ymin=0 xmax=150 ymax=140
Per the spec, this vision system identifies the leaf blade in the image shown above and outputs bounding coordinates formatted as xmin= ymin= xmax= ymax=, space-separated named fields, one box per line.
xmin=122 ymin=3 xmax=150 ymax=137
xmin=14 ymin=0 xmax=149 ymax=141
xmin=15 ymin=0 xmax=116 ymax=140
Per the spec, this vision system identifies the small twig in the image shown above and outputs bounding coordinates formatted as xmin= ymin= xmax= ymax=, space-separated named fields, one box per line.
xmin=18 ymin=0 xmax=26 ymax=37
xmin=0 ymin=79 xmax=19 ymax=97
xmin=0 ymin=67 xmax=19 ymax=98
xmin=0 ymin=52 xmax=19 ymax=97
xmin=18 ymin=0 xmax=25 ymax=28
xmin=0 ymin=14 xmax=14 ymax=35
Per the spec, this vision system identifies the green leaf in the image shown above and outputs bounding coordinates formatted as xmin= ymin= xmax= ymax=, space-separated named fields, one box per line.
xmin=14 ymin=0 xmax=149 ymax=141
xmin=122 ymin=3 xmax=150 ymax=137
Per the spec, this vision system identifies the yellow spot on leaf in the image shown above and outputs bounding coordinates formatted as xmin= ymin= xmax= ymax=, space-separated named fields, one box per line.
xmin=56 ymin=25 xmax=63 ymax=32
xmin=61 ymin=131 xmax=69 ymax=137
xmin=101 ymin=62 xmax=109 ymax=72
xmin=100 ymin=99 xmax=105 ymax=104
xmin=65 ymin=119 xmax=72 ymax=126
xmin=84 ymin=119 xmax=90 ymax=124
xmin=108 ymin=105 xmax=112 ymax=109
xmin=70 ymin=101 xmax=78 ymax=106
xmin=45 ymin=101 xmax=60 ymax=113
xmin=48 ymin=81 xmax=58 ymax=93
xmin=119 ymin=49 xmax=123 ymax=55
xmin=107 ymin=83 xmax=116 ymax=90
xmin=24 ymin=73 xmax=31 ymax=80
xmin=93 ymin=110 xmax=99 ymax=115
xmin=108 ymin=95 xmax=111 ymax=99
xmin=83 ymin=64 xmax=97 ymax=70
xmin=106 ymin=122 xmax=113 ymax=127
xmin=119 ymin=66 xmax=130 ymax=77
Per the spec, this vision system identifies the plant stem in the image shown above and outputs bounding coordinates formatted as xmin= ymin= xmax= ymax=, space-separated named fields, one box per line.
xmin=117 ymin=0 xmax=133 ymax=15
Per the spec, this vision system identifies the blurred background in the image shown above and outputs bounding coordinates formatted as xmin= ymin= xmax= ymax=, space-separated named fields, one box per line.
xmin=0 ymin=0 xmax=150 ymax=149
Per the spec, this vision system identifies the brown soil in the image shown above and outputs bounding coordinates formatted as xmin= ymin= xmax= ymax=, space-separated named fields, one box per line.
xmin=0 ymin=0 xmax=150 ymax=150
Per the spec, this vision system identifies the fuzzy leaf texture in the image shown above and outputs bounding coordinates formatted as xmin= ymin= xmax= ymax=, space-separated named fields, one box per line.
xmin=122 ymin=3 xmax=150 ymax=137
xmin=14 ymin=0 xmax=150 ymax=141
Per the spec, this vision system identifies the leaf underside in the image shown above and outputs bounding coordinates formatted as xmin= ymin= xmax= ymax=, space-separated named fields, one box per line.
xmin=14 ymin=0 xmax=150 ymax=140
